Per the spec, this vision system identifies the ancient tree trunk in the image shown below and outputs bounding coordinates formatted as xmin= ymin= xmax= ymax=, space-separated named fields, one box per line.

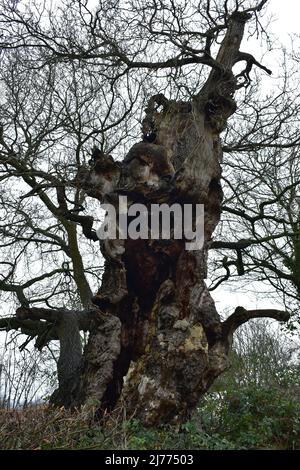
xmin=71 ymin=11 xmax=287 ymax=425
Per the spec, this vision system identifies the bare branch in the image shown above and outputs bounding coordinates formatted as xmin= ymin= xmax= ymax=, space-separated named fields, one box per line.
xmin=223 ymin=306 xmax=290 ymax=336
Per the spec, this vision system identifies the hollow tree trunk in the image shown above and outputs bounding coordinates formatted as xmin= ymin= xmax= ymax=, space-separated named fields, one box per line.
xmin=77 ymin=96 xmax=231 ymax=425
xmin=69 ymin=11 xmax=288 ymax=425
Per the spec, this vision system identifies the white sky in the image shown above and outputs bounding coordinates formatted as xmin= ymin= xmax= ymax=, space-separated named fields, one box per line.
xmin=268 ymin=0 xmax=299 ymax=36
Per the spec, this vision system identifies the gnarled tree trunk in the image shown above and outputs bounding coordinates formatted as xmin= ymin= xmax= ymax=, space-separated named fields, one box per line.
xmin=61 ymin=11 xmax=287 ymax=425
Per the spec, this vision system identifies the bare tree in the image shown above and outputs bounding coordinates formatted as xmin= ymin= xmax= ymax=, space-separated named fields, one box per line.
xmin=209 ymin=58 xmax=300 ymax=319
xmin=0 ymin=0 xmax=291 ymax=424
